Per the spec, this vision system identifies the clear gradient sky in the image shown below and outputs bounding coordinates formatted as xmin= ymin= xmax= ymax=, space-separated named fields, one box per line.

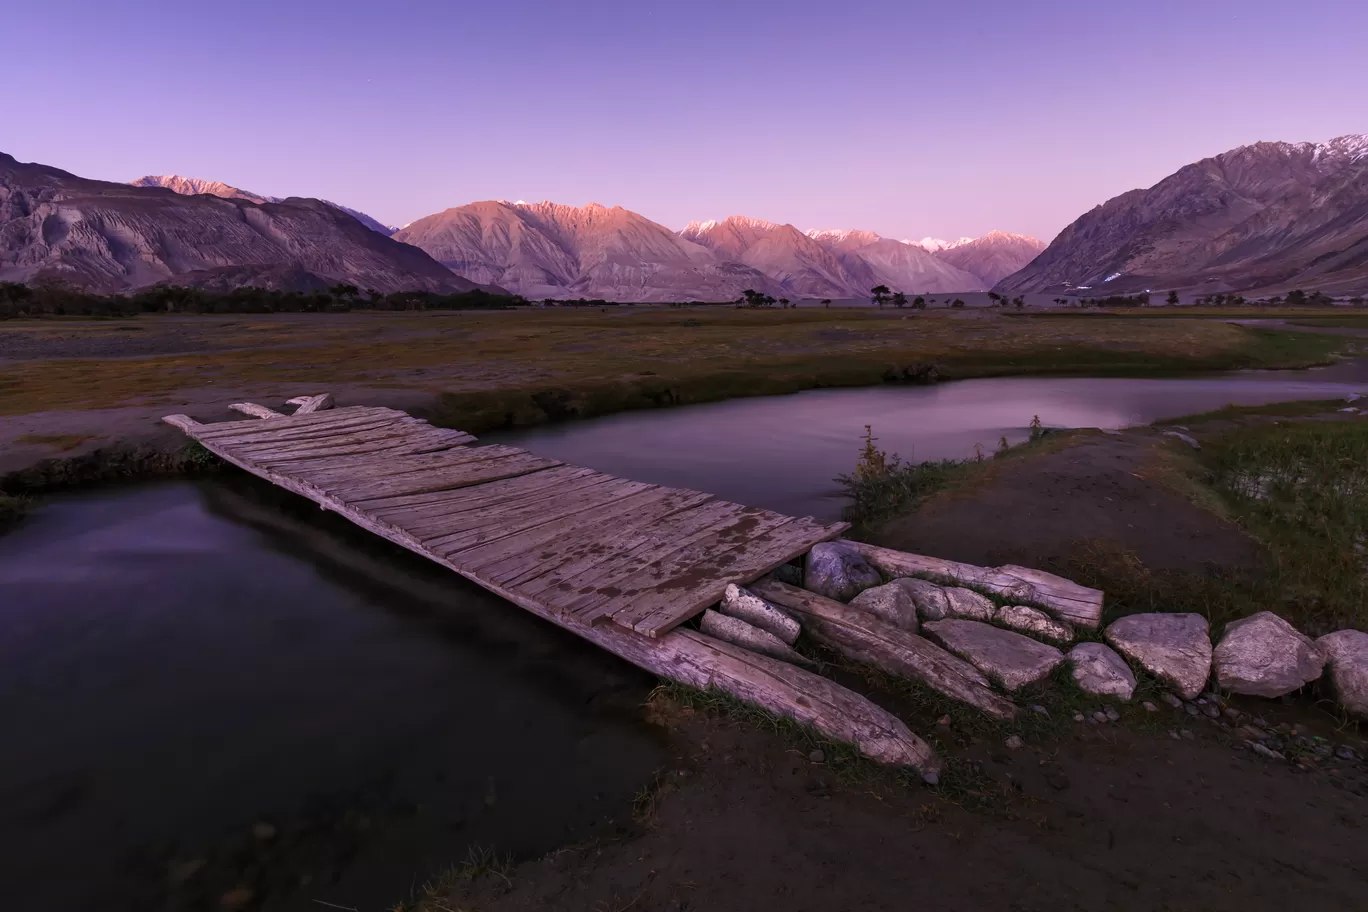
xmin=7 ymin=0 xmax=1367 ymax=242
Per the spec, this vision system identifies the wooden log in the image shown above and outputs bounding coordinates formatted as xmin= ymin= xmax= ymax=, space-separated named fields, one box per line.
xmin=699 ymin=610 xmax=813 ymax=667
xmin=751 ymin=578 xmax=1019 ymax=721
xmin=292 ymin=393 xmax=335 ymax=415
xmin=229 ymin=402 xmax=287 ymax=419
xmin=157 ymin=413 xmax=936 ymax=771
xmin=720 ymin=583 xmax=801 ymax=644
xmin=837 ymin=540 xmax=1104 ymax=630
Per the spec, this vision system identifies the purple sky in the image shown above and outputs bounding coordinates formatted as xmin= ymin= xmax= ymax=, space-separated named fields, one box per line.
xmin=8 ymin=0 xmax=1367 ymax=242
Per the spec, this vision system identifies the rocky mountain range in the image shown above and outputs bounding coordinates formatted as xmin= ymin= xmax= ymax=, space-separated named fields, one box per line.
xmin=996 ymin=134 xmax=1368 ymax=296
xmin=130 ymin=174 xmax=399 ymax=235
xmin=918 ymin=231 xmax=1046 ymax=287
xmin=1 ymin=153 xmax=484 ymax=294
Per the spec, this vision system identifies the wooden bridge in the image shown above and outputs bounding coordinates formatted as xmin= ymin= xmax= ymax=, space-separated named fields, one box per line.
xmin=164 ymin=399 xmax=846 ymax=639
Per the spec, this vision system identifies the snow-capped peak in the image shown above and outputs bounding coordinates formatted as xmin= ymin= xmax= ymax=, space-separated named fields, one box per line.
xmin=912 ymin=236 xmax=974 ymax=252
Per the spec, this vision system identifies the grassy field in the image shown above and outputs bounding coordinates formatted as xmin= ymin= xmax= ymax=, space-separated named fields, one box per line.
xmin=0 ymin=309 xmax=1347 ymax=427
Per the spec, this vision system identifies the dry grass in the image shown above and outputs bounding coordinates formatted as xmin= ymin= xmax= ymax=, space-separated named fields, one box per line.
xmin=13 ymin=433 xmax=98 ymax=451
xmin=0 ymin=309 xmax=1342 ymax=423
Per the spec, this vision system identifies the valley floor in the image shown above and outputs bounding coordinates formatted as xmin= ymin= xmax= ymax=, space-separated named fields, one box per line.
xmin=0 ymin=306 xmax=1351 ymax=476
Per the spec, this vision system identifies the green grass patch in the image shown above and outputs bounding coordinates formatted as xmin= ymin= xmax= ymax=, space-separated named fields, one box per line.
xmin=1288 ymin=315 xmax=1368 ymax=328
xmin=1161 ymin=398 xmax=1349 ymax=425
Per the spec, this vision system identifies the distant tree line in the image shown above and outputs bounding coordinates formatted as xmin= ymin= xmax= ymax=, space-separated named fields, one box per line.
xmin=0 ymin=281 xmax=524 ymax=319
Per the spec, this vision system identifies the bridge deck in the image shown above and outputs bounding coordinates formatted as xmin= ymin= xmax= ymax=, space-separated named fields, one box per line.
xmin=164 ymin=404 xmax=847 ymax=638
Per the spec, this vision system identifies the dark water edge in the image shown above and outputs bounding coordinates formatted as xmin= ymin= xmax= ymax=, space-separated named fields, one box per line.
xmin=0 ymin=476 xmax=666 ymax=912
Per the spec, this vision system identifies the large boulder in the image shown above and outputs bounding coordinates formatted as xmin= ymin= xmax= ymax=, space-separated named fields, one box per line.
xmin=1213 ymin=612 xmax=1324 ymax=697
xmin=1317 ymin=629 xmax=1368 ymax=718
xmin=804 ymin=542 xmax=882 ymax=602
xmin=719 ymin=584 xmax=801 ymax=645
xmin=922 ymin=619 xmax=1064 ymax=692
xmin=1104 ymin=613 xmax=1212 ymax=700
xmin=1066 ymin=642 xmax=1136 ymax=700
xmin=848 ymin=580 xmax=920 ymax=632
xmin=996 ymin=605 xmax=1075 ymax=644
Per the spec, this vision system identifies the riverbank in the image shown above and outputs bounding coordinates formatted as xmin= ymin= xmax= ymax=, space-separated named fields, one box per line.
xmin=407 ymin=398 xmax=1368 ymax=912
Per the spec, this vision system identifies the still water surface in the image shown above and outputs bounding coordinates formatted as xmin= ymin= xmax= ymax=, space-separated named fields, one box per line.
xmin=488 ymin=360 xmax=1368 ymax=520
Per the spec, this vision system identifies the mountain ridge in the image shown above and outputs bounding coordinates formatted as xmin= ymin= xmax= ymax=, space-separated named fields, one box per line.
xmin=130 ymin=174 xmax=399 ymax=236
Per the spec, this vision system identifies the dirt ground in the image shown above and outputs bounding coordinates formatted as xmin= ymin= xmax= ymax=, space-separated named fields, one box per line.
xmin=416 ymin=422 xmax=1368 ymax=912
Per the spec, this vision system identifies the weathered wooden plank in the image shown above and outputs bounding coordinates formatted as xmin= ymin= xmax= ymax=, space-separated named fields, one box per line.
xmin=360 ymin=465 xmax=600 ymax=518
xmin=750 ymin=578 xmax=1020 ymax=721
xmin=231 ymin=420 xmax=419 ymax=456
xmin=218 ymin=415 xmax=410 ymax=450
xmin=292 ymin=444 xmax=522 ymax=485
xmin=229 ymin=402 xmax=287 ymax=419
xmin=292 ymin=392 xmax=334 ymax=415
xmin=327 ymin=453 xmax=564 ymax=503
xmin=471 ymin=488 xmax=715 ymax=585
xmin=838 ymin=540 xmax=1105 ymax=629
xmin=571 ymin=510 xmax=797 ymax=625
xmin=192 ymin=407 xmax=400 ymax=440
xmin=619 ymin=517 xmax=850 ymax=638
xmin=250 ymin=429 xmax=463 ymax=465
xmin=388 ymin=470 xmax=619 ymax=533
xmin=424 ymin=478 xmax=654 ymax=556
xmin=549 ymin=502 xmax=769 ymax=618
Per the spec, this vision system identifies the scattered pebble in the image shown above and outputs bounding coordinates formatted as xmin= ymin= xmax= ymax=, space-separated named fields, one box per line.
xmin=1142 ymin=701 xmax=1158 ymax=712
xmin=1168 ymin=730 xmax=1181 ymax=741
xmin=1005 ymin=735 xmax=1025 ymax=750
xmin=1073 ymin=712 xmax=1085 ymax=722
xmin=1180 ymin=729 xmax=1194 ymax=741
xmin=1252 ymin=743 xmax=1285 ymax=761
xmin=1092 ymin=711 xmax=1109 ymax=724
xmin=923 ymin=771 xmax=940 ymax=786
xmin=1161 ymin=693 xmax=1183 ymax=709
xmin=1030 ymin=704 xmax=1050 ymax=717
xmin=1336 ymin=745 xmax=1357 ymax=761
xmin=1223 ymin=707 xmax=1242 ymax=720
xmin=1254 ymin=717 xmax=1269 ymax=728
xmin=808 ymin=749 xmax=825 ymax=763
xmin=936 ymin=715 xmax=952 ymax=728
xmin=1104 ymin=706 xmax=1121 ymax=722
xmin=1202 ymin=704 xmax=1222 ymax=719
xmin=1185 ymin=704 xmax=1199 ymax=716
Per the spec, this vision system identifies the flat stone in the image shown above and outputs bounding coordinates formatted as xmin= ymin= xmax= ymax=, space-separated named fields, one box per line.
xmin=922 ymin=619 xmax=1064 ymax=692
xmin=1066 ymin=642 xmax=1137 ymax=700
xmin=848 ymin=579 xmax=920 ymax=632
xmin=907 ymin=580 xmax=995 ymax=622
xmin=1316 ymin=629 xmax=1368 ymax=718
xmin=804 ymin=541 xmax=882 ymax=602
xmin=1104 ymin=613 xmax=1212 ymax=700
xmin=720 ymin=584 xmax=801 ymax=644
xmin=1213 ymin=611 xmax=1324 ymax=698
xmin=997 ymin=604 xmax=1075 ymax=644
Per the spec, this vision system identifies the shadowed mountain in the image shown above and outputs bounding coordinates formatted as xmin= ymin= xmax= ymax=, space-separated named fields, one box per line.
xmin=395 ymin=201 xmax=782 ymax=302
xmin=995 ymin=135 xmax=1368 ymax=296
xmin=1 ymin=153 xmax=485 ymax=293
xmin=130 ymin=174 xmax=398 ymax=235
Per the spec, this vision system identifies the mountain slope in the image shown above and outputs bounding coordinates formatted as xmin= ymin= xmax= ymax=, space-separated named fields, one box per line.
xmin=2 ymin=153 xmax=482 ymax=293
xmin=926 ymin=231 xmax=1045 ymax=287
xmin=130 ymin=174 xmax=398 ymax=235
xmin=805 ymin=229 xmax=986 ymax=293
xmin=396 ymin=202 xmax=780 ymax=302
xmin=680 ymin=217 xmax=867 ymax=299
xmin=995 ymin=135 xmax=1368 ymax=295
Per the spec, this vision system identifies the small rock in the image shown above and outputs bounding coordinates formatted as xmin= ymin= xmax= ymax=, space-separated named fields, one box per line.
xmin=251 ymin=822 xmax=276 ymax=841
xmin=1074 ymin=712 xmax=1085 ymax=722
xmin=804 ymin=542 xmax=882 ymax=602
xmin=922 ymin=619 xmax=1065 ymax=691
xmin=1214 ymin=612 xmax=1325 ymax=698
xmin=996 ymin=604 xmax=1075 ymax=644
xmin=922 ymin=771 xmax=940 ymax=786
xmin=1252 ymin=743 xmax=1285 ymax=761
xmin=1168 ymin=730 xmax=1181 ymax=741
xmin=1066 ymin=642 xmax=1137 ymax=700
xmin=1092 ymin=711 xmax=1109 ymax=724
xmin=936 ymin=714 xmax=952 ymax=727
xmin=1316 ymin=629 xmax=1368 ymax=719
xmin=1142 ymin=701 xmax=1158 ymax=712
xmin=1104 ymin=706 xmax=1121 ymax=722
xmin=942 ymin=587 xmax=997 ymax=621
xmin=1185 ymin=703 xmax=1199 ymax=716
xmin=1253 ymin=716 xmax=1269 ymax=728
xmin=1239 ymin=724 xmax=1268 ymax=741
xmin=1030 ymin=704 xmax=1050 ymax=717
xmin=1161 ymin=693 xmax=1183 ymax=709
xmin=1223 ymin=707 xmax=1243 ymax=720
xmin=720 ymin=584 xmax=802 ymax=644
xmin=849 ymin=579 xmax=922 ymax=632
xmin=1164 ymin=430 xmax=1201 ymax=449
xmin=1202 ymin=704 xmax=1222 ymax=719
xmin=808 ymin=749 xmax=825 ymax=763
xmin=1335 ymin=744 xmax=1357 ymax=761
xmin=1180 ymin=729 xmax=1194 ymax=741
xmin=1004 ymin=735 xmax=1025 ymax=750
xmin=1104 ymin=613 xmax=1213 ymax=700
